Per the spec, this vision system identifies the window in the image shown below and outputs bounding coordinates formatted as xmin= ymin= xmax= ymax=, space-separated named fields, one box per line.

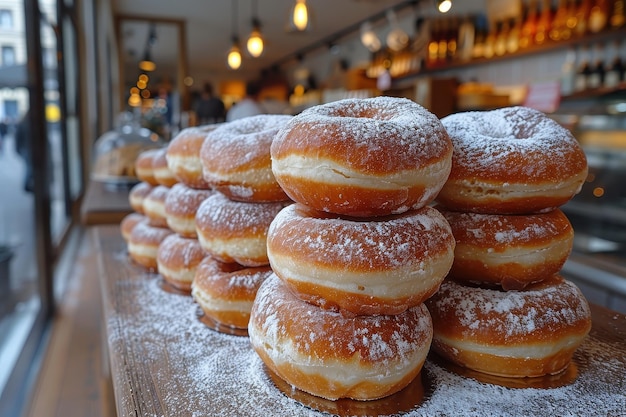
xmin=1 ymin=45 xmax=15 ymax=66
xmin=0 ymin=10 xmax=13 ymax=29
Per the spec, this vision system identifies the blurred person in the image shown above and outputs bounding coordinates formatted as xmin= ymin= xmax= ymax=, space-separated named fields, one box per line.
xmin=194 ymin=82 xmax=225 ymax=125
xmin=15 ymin=112 xmax=33 ymax=192
xmin=226 ymin=81 xmax=264 ymax=122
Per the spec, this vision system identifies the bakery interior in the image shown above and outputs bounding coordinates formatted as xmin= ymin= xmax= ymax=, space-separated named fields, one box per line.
xmin=1 ymin=0 xmax=625 ymax=415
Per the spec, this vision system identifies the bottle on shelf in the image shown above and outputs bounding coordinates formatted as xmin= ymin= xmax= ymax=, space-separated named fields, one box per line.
xmin=561 ymin=47 xmax=577 ymax=95
xmin=428 ymin=19 xmax=441 ymax=65
xmin=494 ymin=20 xmax=509 ymax=56
xmin=447 ymin=17 xmax=459 ymax=61
xmin=472 ymin=14 xmax=488 ymax=59
xmin=575 ymin=0 xmax=591 ymax=36
xmin=610 ymin=0 xmax=626 ymax=28
xmin=604 ymin=40 xmax=625 ymax=88
xmin=588 ymin=0 xmax=609 ymax=33
xmin=438 ymin=18 xmax=449 ymax=62
xmin=575 ymin=44 xmax=592 ymax=92
xmin=507 ymin=16 xmax=521 ymax=54
xmin=483 ymin=19 xmax=496 ymax=58
xmin=550 ymin=0 xmax=570 ymax=41
xmin=535 ymin=0 xmax=553 ymax=45
xmin=520 ymin=0 xmax=538 ymax=49
xmin=587 ymin=43 xmax=606 ymax=89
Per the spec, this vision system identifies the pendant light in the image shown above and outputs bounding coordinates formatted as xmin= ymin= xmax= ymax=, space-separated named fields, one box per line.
xmin=227 ymin=0 xmax=242 ymax=69
xmin=291 ymin=0 xmax=310 ymax=31
xmin=247 ymin=0 xmax=264 ymax=57
xmin=360 ymin=21 xmax=381 ymax=52
xmin=386 ymin=9 xmax=409 ymax=52
xmin=437 ymin=0 xmax=452 ymax=13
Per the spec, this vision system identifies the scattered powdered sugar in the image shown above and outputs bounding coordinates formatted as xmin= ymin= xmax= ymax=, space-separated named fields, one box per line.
xmin=105 ymin=267 xmax=626 ymax=417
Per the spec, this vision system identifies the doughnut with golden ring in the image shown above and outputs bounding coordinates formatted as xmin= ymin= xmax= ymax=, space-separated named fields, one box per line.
xmin=120 ymin=212 xmax=146 ymax=242
xmin=142 ymin=185 xmax=170 ymax=228
xmin=270 ymin=97 xmax=452 ymax=217
xmin=135 ymin=148 xmax=161 ymax=186
xmin=164 ymin=183 xmax=214 ymax=238
xmin=425 ymin=275 xmax=592 ymax=378
xmin=267 ymin=203 xmax=455 ymax=315
xmin=248 ymin=274 xmax=433 ymax=401
xmin=437 ymin=106 xmax=588 ymax=214
xmin=166 ymin=125 xmax=219 ymax=189
xmin=439 ymin=208 xmax=574 ymax=290
xmin=191 ymin=256 xmax=272 ymax=330
xmin=152 ymin=147 xmax=178 ymax=187
xmin=156 ymin=234 xmax=207 ymax=293
xmin=200 ymin=114 xmax=292 ymax=202
xmin=128 ymin=219 xmax=174 ymax=271
xmin=195 ymin=192 xmax=289 ymax=267
xmin=128 ymin=181 xmax=154 ymax=214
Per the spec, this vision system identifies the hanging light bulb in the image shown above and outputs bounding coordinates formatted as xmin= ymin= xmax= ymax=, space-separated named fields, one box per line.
xmin=292 ymin=0 xmax=309 ymax=31
xmin=360 ymin=21 xmax=381 ymax=52
xmin=247 ymin=17 xmax=264 ymax=57
xmin=139 ymin=50 xmax=156 ymax=72
xmin=228 ymin=37 xmax=242 ymax=70
xmin=437 ymin=0 xmax=452 ymax=13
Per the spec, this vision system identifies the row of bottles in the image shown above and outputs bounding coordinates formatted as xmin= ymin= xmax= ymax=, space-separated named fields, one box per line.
xmin=561 ymin=39 xmax=626 ymax=94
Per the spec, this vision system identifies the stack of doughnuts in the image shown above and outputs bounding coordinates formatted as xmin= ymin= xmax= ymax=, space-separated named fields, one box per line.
xmin=191 ymin=115 xmax=292 ymax=332
xmin=248 ymin=97 xmax=456 ymax=401
xmin=428 ymin=106 xmax=592 ymax=378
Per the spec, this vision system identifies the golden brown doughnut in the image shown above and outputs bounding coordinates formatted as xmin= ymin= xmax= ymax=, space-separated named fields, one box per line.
xmin=128 ymin=181 xmax=154 ymax=214
xmin=437 ymin=106 xmax=588 ymax=214
xmin=267 ymin=203 xmax=455 ymax=315
xmin=195 ymin=192 xmax=289 ymax=267
xmin=166 ymin=125 xmax=219 ymax=189
xmin=156 ymin=234 xmax=207 ymax=293
xmin=439 ymin=208 xmax=574 ymax=290
xmin=120 ymin=212 xmax=146 ymax=242
xmin=425 ymin=275 xmax=592 ymax=378
xmin=142 ymin=185 xmax=170 ymax=228
xmin=152 ymin=147 xmax=178 ymax=187
xmin=128 ymin=220 xmax=174 ymax=271
xmin=164 ymin=183 xmax=214 ymax=238
xmin=135 ymin=148 xmax=162 ymax=186
xmin=200 ymin=114 xmax=292 ymax=202
xmin=270 ymin=97 xmax=452 ymax=217
xmin=248 ymin=274 xmax=433 ymax=401
xmin=191 ymin=256 xmax=272 ymax=330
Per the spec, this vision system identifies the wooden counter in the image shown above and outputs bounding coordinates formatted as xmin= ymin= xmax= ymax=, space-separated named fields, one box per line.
xmin=80 ymin=181 xmax=134 ymax=225
xmin=93 ymin=225 xmax=626 ymax=417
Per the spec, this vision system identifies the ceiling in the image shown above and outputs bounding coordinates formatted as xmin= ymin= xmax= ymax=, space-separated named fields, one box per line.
xmin=112 ymin=0 xmax=424 ymax=90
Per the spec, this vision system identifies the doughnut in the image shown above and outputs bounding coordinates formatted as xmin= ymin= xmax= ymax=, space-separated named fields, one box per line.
xmin=267 ymin=203 xmax=455 ymax=315
xmin=166 ymin=125 xmax=219 ymax=189
xmin=128 ymin=181 xmax=154 ymax=214
xmin=142 ymin=185 xmax=170 ymax=228
xmin=195 ymin=192 xmax=289 ymax=267
xmin=200 ymin=114 xmax=292 ymax=202
xmin=128 ymin=219 xmax=174 ymax=271
xmin=438 ymin=208 xmax=574 ymax=290
xmin=156 ymin=234 xmax=207 ymax=293
xmin=152 ymin=147 xmax=178 ymax=187
xmin=270 ymin=97 xmax=452 ymax=217
xmin=120 ymin=212 xmax=146 ymax=242
xmin=248 ymin=274 xmax=433 ymax=401
xmin=191 ymin=256 xmax=272 ymax=329
xmin=425 ymin=275 xmax=592 ymax=378
xmin=437 ymin=106 xmax=588 ymax=214
xmin=164 ymin=183 xmax=214 ymax=238
xmin=135 ymin=148 xmax=162 ymax=186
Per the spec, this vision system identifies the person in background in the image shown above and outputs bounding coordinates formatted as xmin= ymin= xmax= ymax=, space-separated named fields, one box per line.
xmin=194 ymin=82 xmax=225 ymax=125
xmin=14 ymin=112 xmax=33 ymax=192
xmin=226 ymin=80 xmax=264 ymax=122
xmin=0 ymin=119 xmax=7 ymax=155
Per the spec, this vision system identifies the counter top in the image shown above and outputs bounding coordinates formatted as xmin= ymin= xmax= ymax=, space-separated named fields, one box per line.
xmin=80 ymin=180 xmax=134 ymax=226
xmin=93 ymin=225 xmax=626 ymax=417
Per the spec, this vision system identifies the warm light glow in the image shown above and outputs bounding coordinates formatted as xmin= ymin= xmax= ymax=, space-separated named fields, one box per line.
xmin=294 ymin=84 xmax=305 ymax=96
xmin=360 ymin=22 xmax=381 ymax=52
xmin=228 ymin=45 xmax=242 ymax=70
xmin=387 ymin=28 xmax=409 ymax=51
xmin=139 ymin=59 xmax=156 ymax=72
xmin=247 ymin=28 xmax=264 ymax=57
xmin=128 ymin=93 xmax=142 ymax=107
xmin=292 ymin=0 xmax=309 ymax=31
xmin=184 ymin=76 xmax=194 ymax=86
xmin=437 ymin=0 xmax=452 ymax=13
xmin=137 ymin=79 xmax=147 ymax=90
xmin=130 ymin=87 xmax=140 ymax=95
xmin=139 ymin=74 xmax=149 ymax=83
xmin=141 ymin=89 xmax=151 ymax=99
xmin=593 ymin=187 xmax=605 ymax=197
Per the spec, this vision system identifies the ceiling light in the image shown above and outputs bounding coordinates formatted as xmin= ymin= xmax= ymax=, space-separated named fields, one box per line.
xmin=291 ymin=0 xmax=310 ymax=31
xmin=228 ymin=38 xmax=242 ymax=70
xmin=437 ymin=0 xmax=452 ymax=13
xmin=360 ymin=21 xmax=381 ymax=52
xmin=247 ymin=19 xmax=264 ymax=57
xmin=386 ymin=9 xmax=409 ymax=52
xmin=139 ymin=51 xmax=155 ymax=72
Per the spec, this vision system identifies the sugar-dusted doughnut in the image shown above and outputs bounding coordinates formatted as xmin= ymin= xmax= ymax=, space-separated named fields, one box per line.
xmin=425 ymin=275 xmax=592 ymax=378
xmin=142 ymin=185 xmax=170 ymax=228
xmin=267 ymin=203 xmax=455 ymax=315
xmin=128 ymin=219 xmax=174 ymax=271
xmin=200 ymin=114 xmax=292 ymax=202
xmin=135 ymin=148 xmax=161 ymax=186
xmin=164 ymin=183 xmax=214 ymax=238
xmin=248 ymin=274 xmax=433 ymax=401
xmin=195 ymin=192 xmax=289 ymax=266
xmin=191 ymin=256 xmax=272 ymax=330
xmin=156 ymin=234 xmax=206 ymax=293
xmin=439 ymin=208 xmax=574 ymax=290
xmin=152 ymin=147 xmax=178 ymax=187
xmin=166 ymin=125 xmax=219 ymax=189
xmin=271 ymin=97 xmax=452 ymax=217
xmin=128 ymin=181 xmax=154 ymax=214
xmin=437 ymin=106 xmax=588 ymax=214
xmin=120 ymin=212 xmax=145 ymax=242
